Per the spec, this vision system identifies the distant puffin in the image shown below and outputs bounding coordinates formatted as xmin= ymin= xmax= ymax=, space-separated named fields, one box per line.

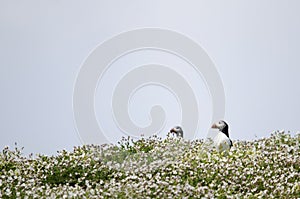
xmin=211 ymin=120 xmax=233 ymax=152
xmin=170 ymin=126 xmax=184 ymax=138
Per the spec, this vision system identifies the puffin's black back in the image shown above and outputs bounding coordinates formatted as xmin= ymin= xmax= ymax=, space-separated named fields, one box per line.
xmin=220 ymin=120 xmax=229 ymax=138
xmin=219 ymin=120 xmax=232 ymax=147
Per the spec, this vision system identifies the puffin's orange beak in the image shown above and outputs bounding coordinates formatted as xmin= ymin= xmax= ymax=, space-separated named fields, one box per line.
xmin=211 ymin=123 xmax=217 ymax=128
xmin=170 ymin=128 xmax=176 ymax=133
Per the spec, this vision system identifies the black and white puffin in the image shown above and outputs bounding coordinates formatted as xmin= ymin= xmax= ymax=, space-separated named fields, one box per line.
xmin=211 ymin=120 xmax=233 ymax=152
xmin=170 ymin=126 xmax=184 ymax=138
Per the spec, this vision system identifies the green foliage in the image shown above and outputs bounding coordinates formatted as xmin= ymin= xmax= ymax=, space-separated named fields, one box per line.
xmin=0 ymin=131 xmax=299 ymax=198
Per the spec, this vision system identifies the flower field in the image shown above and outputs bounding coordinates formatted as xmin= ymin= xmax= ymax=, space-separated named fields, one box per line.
xmin=0 ymin=131 xmax=299 ymax=198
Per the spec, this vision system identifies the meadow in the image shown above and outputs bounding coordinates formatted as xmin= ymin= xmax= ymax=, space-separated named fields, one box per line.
xmin=0 ymin=131 xmax=299 ymax=198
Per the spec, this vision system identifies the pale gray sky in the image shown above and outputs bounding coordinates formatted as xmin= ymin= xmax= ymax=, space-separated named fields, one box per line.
xmin=1 ymin=1 xmax=300 ymax=155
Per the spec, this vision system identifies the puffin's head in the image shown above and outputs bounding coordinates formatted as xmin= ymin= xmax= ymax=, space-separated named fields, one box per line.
xmin=211 ymin=120 xmax=229 ymax=137
xmin=170 ymin=126 xmax=184 ymax=138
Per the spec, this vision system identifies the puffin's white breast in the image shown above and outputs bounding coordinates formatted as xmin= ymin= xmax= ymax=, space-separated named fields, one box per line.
xmin=213 ymin=132 xmax=231 ymax=152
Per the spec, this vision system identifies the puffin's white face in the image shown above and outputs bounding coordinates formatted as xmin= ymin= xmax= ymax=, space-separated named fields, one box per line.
xmin=173 ymin=126 xmax=182 ymax=132
xmin=211 ymin=120 xmax=227 ymax=130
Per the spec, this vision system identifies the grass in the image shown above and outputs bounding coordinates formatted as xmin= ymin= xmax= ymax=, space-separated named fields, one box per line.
xmin=0 ymin=131 xmax=299 ymax=198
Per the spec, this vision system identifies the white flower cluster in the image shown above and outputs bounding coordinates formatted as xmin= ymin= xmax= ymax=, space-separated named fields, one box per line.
xmin=0 ymin=131 xmax=299 ymax=198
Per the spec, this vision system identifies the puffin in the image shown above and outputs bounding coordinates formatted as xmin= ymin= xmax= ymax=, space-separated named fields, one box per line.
xmin=211 ymin=120 xmax=233 ymax=152
xmin=170 ymin=126 xmax=184 ymax=138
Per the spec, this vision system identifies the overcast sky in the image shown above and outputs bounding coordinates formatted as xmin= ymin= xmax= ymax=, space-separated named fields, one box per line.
xmin=1 ymin=1 xmax=300 ymax=155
